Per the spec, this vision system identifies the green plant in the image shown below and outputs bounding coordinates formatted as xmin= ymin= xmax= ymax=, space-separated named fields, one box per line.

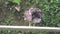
xmin=12 ymin=0 xmax=21 ymax=5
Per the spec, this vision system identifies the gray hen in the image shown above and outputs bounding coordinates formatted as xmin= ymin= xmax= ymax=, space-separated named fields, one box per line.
xmin=24 ymin=8 xmax=43 ymax=23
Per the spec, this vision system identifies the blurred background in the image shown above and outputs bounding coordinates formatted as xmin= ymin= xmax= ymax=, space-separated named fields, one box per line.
xmin=0 ymin=0 xmax=60 ymax=34
xmin=0 ymin=0 xmax=60 ymax=26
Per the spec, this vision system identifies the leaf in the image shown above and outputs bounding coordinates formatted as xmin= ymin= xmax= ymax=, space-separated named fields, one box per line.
xmin=13 ymin=0 xmax=21 ymax=5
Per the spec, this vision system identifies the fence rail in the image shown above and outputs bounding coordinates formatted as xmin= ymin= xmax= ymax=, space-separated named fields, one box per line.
xmin=0 ymin=25 xmax=60 ymax=32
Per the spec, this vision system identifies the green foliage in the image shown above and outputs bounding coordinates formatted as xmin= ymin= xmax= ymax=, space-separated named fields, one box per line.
xmin=0 ymin=0 xmax=60 ymax=26
xmin=13 ymin=0 xmax=21 ymax=5
xmin=0 ymin=30 xmax=60 ymax=34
